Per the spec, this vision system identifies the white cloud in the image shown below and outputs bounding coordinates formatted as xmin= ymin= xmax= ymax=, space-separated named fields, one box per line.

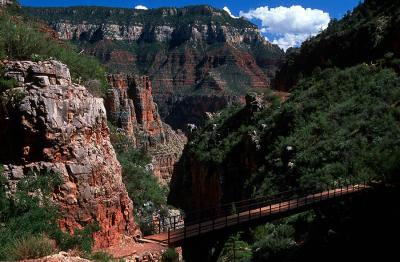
xmin=240 ymin=5 xmax=330 ymax=50
xmin=223 ymin=6 xmax=238 ymax=19
xmin=272 ymin=33 xmax=310 ymax=51
xmin=134 ymin=5 xmax=148 ymax=10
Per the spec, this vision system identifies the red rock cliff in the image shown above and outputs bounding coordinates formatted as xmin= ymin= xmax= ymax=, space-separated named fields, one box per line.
xmin=106 ymin=74 xmax=187 ymax=184
xmin=0 ymin=60 xmax=141 ymax=248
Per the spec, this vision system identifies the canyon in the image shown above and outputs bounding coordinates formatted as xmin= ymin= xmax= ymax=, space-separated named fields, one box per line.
xmin=22 ymin=5 xmax=284 ymax=129
xmin=2 ymin=0 xmax=398 ymax=261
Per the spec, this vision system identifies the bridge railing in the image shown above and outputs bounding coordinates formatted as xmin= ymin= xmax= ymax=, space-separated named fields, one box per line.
xmin=164 ymin=180 xmax=372 ymax=245
xmin=150 ymin=178 xmax=373 ymax=236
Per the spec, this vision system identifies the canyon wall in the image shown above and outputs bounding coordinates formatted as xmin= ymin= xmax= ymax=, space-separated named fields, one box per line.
xmin=168 ymin=94 xmax=265 ymax=214
xmin=106 ymin=74 xmax=187 ymax=184
xmin=0 ymin=60 xmax=140 ymax=248
xmin=22 ymin=5 xmax=284 ymax=129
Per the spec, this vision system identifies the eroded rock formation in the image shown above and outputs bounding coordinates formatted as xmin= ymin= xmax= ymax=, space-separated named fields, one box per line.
xmin=106 ymin=74 xmax=187 ymax=184
xmin=0 ymin=60 xmax=140 ymax=248
xmin=23 ymin=5 xmax=285 ymax=129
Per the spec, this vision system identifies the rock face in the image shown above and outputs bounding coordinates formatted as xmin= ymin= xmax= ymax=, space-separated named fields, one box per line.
xmin=0 ymin=60 xmax=140 ymax=248
xmin=106 ymin=74 xmax=187 ymax=184
xmin=106 ymin=74 xmax=166 ymax=146
xmin=168 ymin=94 xmax=265 ymax=214
xmin=22 ymin=5 xmax=284 ymax=129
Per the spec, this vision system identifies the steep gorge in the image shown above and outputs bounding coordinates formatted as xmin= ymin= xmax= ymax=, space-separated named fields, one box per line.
xmin=167 ymin=3 xmax=400 ymax=260
xmin=22 ymin=5 xmax=284 ymax=129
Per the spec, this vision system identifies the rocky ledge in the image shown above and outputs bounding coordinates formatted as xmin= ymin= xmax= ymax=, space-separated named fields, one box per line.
xmin=0 ymin=60 xmax=140 ymax=248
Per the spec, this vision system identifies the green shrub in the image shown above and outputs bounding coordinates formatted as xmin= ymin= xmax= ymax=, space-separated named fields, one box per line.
xmin=117 ymin=148 xmax=167 ymax=208
xmin=0 ymin=13 xmax=109 ymax=96
xmin=0 ymin=171 xmax=61 ymax=259
xmin=117 ymin=147 xmax=168 ymax=234
xmin=109 ymin=124 xmax=168 ymax=234
xmin=0 ymin=170 xmax=100 ymax=258
xmin=251 ymin=224 xmax=296 ymax=261
xmin=4 ymin=234 xmax=55 ymax=260
xmin=0 ymin=77 xmax=17 ymax=93
xmin=161 ymin=248 xmax=179 ymax=262
xmin=88 ymin=251 xmax=115 ymax=262
xmin=53 ymin=223 xmax=100 ymax=254
xmin=218 ymin=232 xmax=252 ymax=262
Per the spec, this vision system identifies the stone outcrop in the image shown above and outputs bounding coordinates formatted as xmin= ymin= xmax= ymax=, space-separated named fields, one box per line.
xmin=0 ymin=60 xmax=140 ymax=248
xmin=106 ymin=74 xmax=187 ymax=184
xmin=106 ymin=74 xmax=166 ymax=147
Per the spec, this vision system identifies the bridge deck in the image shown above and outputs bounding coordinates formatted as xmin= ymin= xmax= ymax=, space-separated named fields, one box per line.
xmin=144 ymin=184 xmax=368 ymax=245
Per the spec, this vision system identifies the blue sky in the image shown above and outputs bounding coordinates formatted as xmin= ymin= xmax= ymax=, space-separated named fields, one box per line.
xmin=20 ymin=0 xmax=362 ymax=50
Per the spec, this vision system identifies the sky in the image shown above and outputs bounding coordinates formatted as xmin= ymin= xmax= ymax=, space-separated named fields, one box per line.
xmin=19 ymin=0 xmax=362 ymax=50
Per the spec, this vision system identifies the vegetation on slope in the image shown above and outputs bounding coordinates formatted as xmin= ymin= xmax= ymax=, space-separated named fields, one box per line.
xmin=0 ymin=10 xmax=109 ymax=96
xmin=20 ymin=4 xmax=283 ymax=97
xmin=0 ymin=171 xmax=100 ymax=260
xmin=109 ymin=124 xmax=169 ymax=234
xmin=180 ymin=64 xmax=400 ymax=261
xmin=188 ymin=65 xmax=400 ymax=198
xmin=275 ymin=0 xmax=400 ymax=90
xmin=21 ymin=5 xmax=256 ymax=30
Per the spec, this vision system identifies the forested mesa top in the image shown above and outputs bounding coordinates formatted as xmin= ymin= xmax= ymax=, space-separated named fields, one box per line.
xmin=21 ymin=5 xmax=257 ymax=29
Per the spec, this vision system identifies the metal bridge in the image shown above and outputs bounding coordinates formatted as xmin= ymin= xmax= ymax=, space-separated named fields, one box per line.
xmin=144 ymin=181 xmax=372 ymax=246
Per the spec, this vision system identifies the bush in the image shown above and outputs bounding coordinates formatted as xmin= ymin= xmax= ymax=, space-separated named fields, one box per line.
xmin=53 ymin=223 xmax=100 ymax=254
xmin=161 ymin=248 xmax=179 ymax=262
xmin=4 ymin=234 xmax=55 ymax=260
xmin=88 ymin=251 xmax=115 ymax=262
xmin=251 ymin=224 xmax=296 ymax=261
xmin=191 ymin=65 xmax=400 ymax=198
xmin=218 ymin=232 xmax=252 ymax=262
xmin=0 ymin=170 xmax=100 ymax=259
xmin=0 ymin=76 xmax=17 ymax=93
xmin=0 ymin=171 xmax=61 ymax=259
xmin=109 ymin=124 xmax=168 ymax=234
xmin=117 ymin=148 xmax=167 ymax=208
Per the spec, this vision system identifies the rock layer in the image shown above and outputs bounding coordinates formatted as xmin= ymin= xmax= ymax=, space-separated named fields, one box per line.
xmin=0 ymin=60 xmax=140 ymax=248
xmin=106 ymin=74 xmax=186 ymax=184
xmin=22 ymin=5 xmax=285 ymax=129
